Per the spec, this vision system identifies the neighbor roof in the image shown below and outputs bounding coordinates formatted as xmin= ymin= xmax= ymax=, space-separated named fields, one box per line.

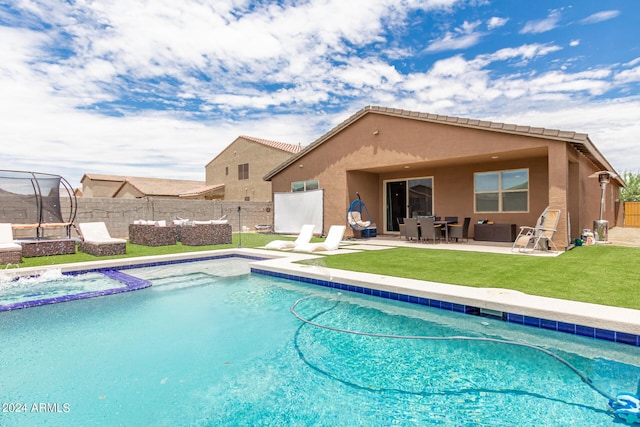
xmin=205 ymin=135 xmax=302 ymax=167
xmin=103 ymin=176 xmax=206 ymax=197
xmin=264 ymin=105 xmax=622 ymax=184
xmin=239 ymin=135 xmax=302 ymax=154
xmin=179 ymin=183 xmax=225 ymax=198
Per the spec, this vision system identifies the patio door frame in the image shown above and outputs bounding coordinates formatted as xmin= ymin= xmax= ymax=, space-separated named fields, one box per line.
xmin=383 ymin=176 xmax=435 ymax=233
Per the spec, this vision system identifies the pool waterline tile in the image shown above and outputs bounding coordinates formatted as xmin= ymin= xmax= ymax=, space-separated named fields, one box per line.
xmin=251 ymin=267 xmax=640 ymax=348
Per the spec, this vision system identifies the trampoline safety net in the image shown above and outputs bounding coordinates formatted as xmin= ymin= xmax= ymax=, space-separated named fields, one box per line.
xmin=0 ymin=170 xmax=77 ymax=238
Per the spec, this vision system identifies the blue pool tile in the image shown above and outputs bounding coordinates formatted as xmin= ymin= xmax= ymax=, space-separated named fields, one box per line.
xmin=464 ymin=306 xmax=481 ymax=316
xmin=576 ymin=325 xmax=595 ymax=338
xmin=595 ymin=329 xmax=616 ymax=342
xmin=557 ymin=322 xmax=576 ymax=334
xmin=507 ymin=313 xmax=524 ymax=324
xmin=452 ymin=303 xmax=466 ymax=313
xmin=251 ymin=269 xmax=640 ymax=347
xmin=540 ymin=319 xmax=558 ymax=331
xmin=616 ymin=332 xmax=639 ymax=346
xmin=524 ymin=316 xmax=541 ymax=327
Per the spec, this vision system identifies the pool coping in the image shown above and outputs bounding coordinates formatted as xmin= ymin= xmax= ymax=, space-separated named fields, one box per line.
xmin=2 ymin=248 xmax=639 ymax=346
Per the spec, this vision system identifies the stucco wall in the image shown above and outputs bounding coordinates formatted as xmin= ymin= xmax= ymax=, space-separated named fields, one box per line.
xmin=81 ymin=179 xmax=122 ymax=198
xmin=271 ymin=112 xmax=619 ymax=248
xmin=206 ymin=137 xmax=296 ymax=202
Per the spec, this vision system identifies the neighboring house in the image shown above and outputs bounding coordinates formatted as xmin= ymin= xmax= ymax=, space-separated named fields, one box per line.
xmin=80 ymin=174 xmax=208 ymax=199
xmin=205 ymin=135 xmax=302 ymax=201
xmin=265 ymin=106 xmax=625 ymax=249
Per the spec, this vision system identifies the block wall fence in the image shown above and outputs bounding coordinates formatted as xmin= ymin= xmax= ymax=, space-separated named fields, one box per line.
xmin=17 ymin=198 xmax=274 ymax=239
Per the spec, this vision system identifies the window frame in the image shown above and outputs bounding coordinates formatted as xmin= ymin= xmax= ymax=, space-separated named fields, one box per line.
xmin=474 ymin=168 xmax=529 ymax=213
xmin=291 ymin=180 xmax=319 ymax=192
xmin=238 ymin=163 xmax=249 ymax=180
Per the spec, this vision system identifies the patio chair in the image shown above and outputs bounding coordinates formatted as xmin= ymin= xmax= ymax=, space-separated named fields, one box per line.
xmin=448 ymin=217 xmax=471 ymax=243
xmin=417 ymin=216 xmax=441 ymax=243
xmin=78 ymin=222 xmax=127 ymax=256
xmin=0 ymin=223 xmax=22 ymax=264
xmin=293 ymin=225 xmax=346 ymax=252
xmin=265 ymin=224 xmax=315 ymax=250
xmin=512 ymin=208 xmax=561 ymax=252
xmin=403 ymin=218 xmax=420 ymax=241
xmin=397 ymin=217 xmax=407 ymax=240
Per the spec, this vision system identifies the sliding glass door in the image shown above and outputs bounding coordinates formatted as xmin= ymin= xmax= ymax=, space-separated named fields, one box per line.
xmin=385 ymin=177 xmax=434 ymax=232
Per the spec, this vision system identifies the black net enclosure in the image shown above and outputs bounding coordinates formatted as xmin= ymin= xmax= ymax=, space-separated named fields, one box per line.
xmin=0 ymin=170 xmax=77 ymax=238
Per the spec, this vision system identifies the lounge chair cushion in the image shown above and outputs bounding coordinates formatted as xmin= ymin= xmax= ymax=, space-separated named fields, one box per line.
xmin=265 ymin=224 xmax=315 ymax=250
xmin=294 ymin=225 xmax=346 ymax=252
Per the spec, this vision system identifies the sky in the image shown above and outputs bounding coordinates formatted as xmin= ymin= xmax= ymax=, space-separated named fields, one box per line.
xmin=1 ymin=0 xmax=639 ymax=187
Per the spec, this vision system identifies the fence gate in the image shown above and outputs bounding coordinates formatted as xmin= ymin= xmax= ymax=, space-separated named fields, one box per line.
xmin=624 ymin=202 xmax=640 ymax=227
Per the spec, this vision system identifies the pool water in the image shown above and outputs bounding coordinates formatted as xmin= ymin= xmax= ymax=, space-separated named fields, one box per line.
xmin=0 ymin=269 xmax=126 ymax=307
xmin=0 ymin=258 xmax=638 ymax=426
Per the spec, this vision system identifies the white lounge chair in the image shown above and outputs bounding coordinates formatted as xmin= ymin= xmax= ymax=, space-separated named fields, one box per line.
xmin=265 ymin=224 xmax=315 ymax=250
xmin=0 ymin=223 xmax=22 ymax=264
xmin=512 ymin=207 xmax=561 ymax=252
xmin=294 ymin=225 xmax=346 ymax=252
xmin=78 ymin=222 xmax=127 ymax=256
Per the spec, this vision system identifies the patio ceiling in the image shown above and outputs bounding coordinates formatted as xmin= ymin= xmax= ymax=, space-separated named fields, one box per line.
xmin=352 ymin=146 xmax=548 ymax=174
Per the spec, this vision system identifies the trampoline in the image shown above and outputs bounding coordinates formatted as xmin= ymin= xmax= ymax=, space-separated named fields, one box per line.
xmin=0 ymin=170 xmax=77 ymax=239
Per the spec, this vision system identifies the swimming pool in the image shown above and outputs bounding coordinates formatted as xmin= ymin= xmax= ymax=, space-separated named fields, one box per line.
xmin=1 ymin=257 xmax=639 ymax=426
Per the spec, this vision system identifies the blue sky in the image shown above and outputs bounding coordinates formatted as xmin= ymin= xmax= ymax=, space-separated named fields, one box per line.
xmin=1 ymin=0 xmax=639 ymax=186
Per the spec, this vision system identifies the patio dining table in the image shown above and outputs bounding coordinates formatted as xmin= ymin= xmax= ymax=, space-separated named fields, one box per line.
xmin=434 ymin=219 xmax=457 ymax=242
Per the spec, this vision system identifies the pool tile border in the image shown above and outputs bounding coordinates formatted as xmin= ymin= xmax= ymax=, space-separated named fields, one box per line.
xmin=251 ymin=267 xmax=640 ymax=347
xmin=0 ymin=269 xmax=151 ymax=312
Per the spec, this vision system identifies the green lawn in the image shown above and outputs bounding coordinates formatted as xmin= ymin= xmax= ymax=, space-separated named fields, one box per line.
xmin=3 ymin=234 xmax=639 ymax=310
xmin=302 ymin=244 xmax=640 ymax=310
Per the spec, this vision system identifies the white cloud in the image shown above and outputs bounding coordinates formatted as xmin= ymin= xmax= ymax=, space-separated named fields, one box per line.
xmin=425 ymin=20 xmax=483 ymax=52
xmin=1 ymin=0 xmax=639 ymax=182
xmin=489 ymin=100 xmax=640 ymax=174
xmin=520 ymin=10 xmax=561 ymax=34
xmin=487 ymin=16 xmax=508 ymax=30
xmin=615 ymin=66 xmax=640 ymax=84
xmin=580 ymin=10 xmax=620 ymax=25
xmin=569 ymin=39 xmax=580 ymax=47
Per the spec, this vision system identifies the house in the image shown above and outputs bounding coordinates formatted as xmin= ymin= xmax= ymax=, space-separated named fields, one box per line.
xmin=265 ymin=106 xmax=624 ymax=249
xmin=205 ymin=135 xmax=302 ymax=202
xmin=80 ymin=174 xmax=207 ymax=199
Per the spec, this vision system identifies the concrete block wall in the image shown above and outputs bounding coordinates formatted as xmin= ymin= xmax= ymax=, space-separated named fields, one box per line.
xmin=15 ymin=198 xmax=273 ymax=239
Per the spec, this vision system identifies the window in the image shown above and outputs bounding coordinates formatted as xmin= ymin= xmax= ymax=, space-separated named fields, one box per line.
xmin=291 ymin=180 xmax=319 ymax=192
xmin=238 ymin=163 xmax=249 ymax=180
xmin=474 ymin=169 xmax=528 ymax=212
xmin=225 ymin=167 xmax=228 ymax=176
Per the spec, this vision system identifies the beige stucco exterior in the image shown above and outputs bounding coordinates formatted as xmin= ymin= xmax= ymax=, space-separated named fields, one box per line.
xmin=205 ymin=136 xmax=301 ymax=202
xmin=80 ymin=175 xmax=124 ymax=198
xmin=267 ymin=106 xmax=623 ymax=249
